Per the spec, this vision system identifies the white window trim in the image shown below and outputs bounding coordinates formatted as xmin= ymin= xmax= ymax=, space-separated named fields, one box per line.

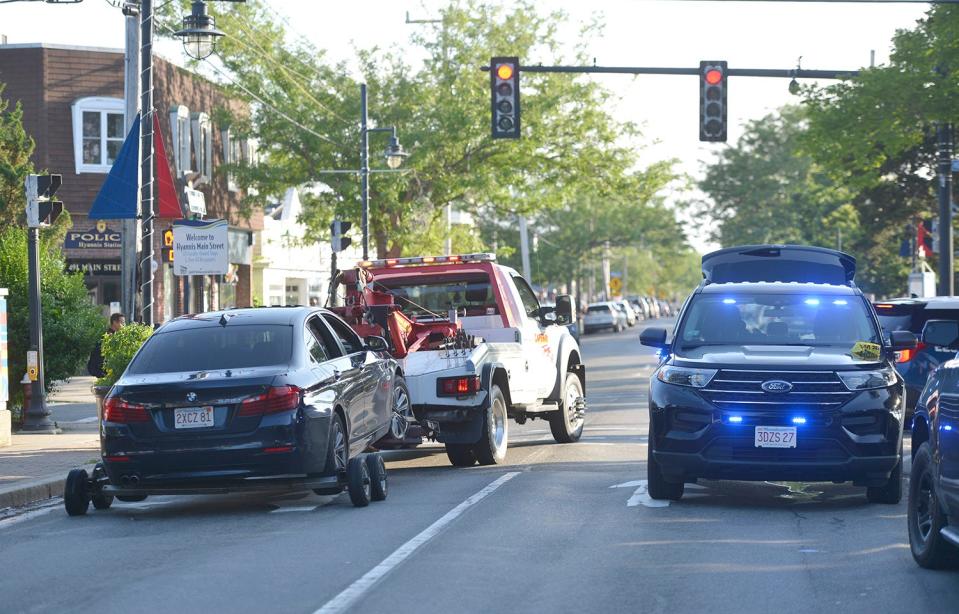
xmin=191 ymin=112 xmax=213 ymax=185
xmin=71 ymin=97 xmax=125 ymax=174
xmin=170 ymin=104 xmax=191 ymax=176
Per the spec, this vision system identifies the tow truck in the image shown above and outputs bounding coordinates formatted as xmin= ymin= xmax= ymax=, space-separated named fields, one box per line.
xmin=330 ymin=253 xmax=587 ymax=466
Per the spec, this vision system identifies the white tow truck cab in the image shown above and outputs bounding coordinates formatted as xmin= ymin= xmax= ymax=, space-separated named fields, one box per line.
xmin=332 ymin=253 xmax=587 ymax=466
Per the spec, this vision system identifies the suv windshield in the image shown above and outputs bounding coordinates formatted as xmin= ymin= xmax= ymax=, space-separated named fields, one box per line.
xmin=376 ymin=273 xmax=498 ymax=319
xmin=677 ymin=293 xmax=880 ymax=350
xmin=127 ymin=324 xmax=294 ymax=374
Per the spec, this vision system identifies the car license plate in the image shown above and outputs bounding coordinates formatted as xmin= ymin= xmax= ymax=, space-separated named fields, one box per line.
xmin=754 ymin=426 xmax=797 ymax=448
xmin=174 ymin=406 xmax=214 ymax=429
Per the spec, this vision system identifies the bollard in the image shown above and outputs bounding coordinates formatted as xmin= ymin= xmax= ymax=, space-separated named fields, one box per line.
xmin=19 ymin=372 xmax=31 ymax=428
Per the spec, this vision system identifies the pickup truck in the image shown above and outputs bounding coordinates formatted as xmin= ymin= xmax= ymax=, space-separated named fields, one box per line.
xmin=331 ymin=253 xmax=587 ymax=466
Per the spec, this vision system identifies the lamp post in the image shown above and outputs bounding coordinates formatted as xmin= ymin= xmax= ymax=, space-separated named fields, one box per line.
xmin=359 ymin=83 xmax=408 ymax=259
xmin=174 ymin=1 xmax=225 ymax=60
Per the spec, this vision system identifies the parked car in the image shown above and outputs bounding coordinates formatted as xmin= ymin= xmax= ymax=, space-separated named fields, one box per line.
xmin=583 ymin=302 xmax=625 ymax=334
xmin=908 ymin=318 xmax=959 ymax=568
xmin=642 ymin=244 xmax=915 ymax=503
xmin=874 ymin=297 xmax=959 ymax=426
xmin=617 ymin=300 xmax=637 ymax=327
xmin=65 ymin=307 xmax=407 ymax=513
xmin=646 ymin=296 xmax=661 ymax=319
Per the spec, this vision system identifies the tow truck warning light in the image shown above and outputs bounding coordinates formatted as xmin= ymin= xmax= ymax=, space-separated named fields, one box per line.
xmin=358 ymin=253 xmax=496 ymax=268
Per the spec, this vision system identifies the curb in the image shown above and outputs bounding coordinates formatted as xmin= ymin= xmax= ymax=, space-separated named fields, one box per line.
xmin=0 ymin=463 xmax=98 ymax=511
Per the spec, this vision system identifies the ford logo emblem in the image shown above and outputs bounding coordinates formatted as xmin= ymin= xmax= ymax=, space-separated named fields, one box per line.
xmin=186 ymin=392 xmax=197 ymax=402
xmin=761 ymin=380 xmax=793 ymax=393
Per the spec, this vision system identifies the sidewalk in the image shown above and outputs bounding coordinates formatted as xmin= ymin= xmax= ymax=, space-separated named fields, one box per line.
xmin=0 ymin=376 xmax=101 ymax=510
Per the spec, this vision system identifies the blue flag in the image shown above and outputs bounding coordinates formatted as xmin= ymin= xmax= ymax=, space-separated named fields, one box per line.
xmin=89 ymin=115 xmax=140 ymax=219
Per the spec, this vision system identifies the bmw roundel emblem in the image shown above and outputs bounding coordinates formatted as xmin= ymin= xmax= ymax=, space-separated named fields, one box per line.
xmin=186 ymin=392 xmax=198 ymax=402
xmin=761 ymin=380 xmax=793 ymax=393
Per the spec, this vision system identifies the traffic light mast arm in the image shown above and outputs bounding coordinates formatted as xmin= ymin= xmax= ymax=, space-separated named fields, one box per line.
xmin=482 ymin=64 xmax=859 ymax=79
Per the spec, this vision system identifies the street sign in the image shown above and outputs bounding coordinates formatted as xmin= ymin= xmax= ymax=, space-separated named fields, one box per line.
xmin=609 ymin=276 xmax=623 ymax=295
xmin=172 ymin=219 xmax=228 ymax=276
xmin=952 ymin=159 xmax=959 ymax=173
xmin=184 ymin=187 xmax=207 ymax=216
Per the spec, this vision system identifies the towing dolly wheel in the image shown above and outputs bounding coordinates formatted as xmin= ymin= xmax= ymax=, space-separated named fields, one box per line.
xmin=64 ymin=469 xmax=91 ymax=516
xmin=366 ymin=453 xmax=388 ymax=501
xmin=347 ymin=456 xmax=372 ymax=507
xmin=90 ymin=464 xmax=114 ymax=510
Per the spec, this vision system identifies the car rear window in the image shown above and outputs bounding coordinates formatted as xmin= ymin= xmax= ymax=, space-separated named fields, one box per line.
xmin=127 ymin=324 xmax=294 ymax=374
xmin=587 ymin=305 xmax=610 ymax=313
xmin=376 ymin=273 xmax=498 ymax=319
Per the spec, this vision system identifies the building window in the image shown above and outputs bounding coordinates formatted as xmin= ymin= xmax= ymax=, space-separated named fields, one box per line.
xmin=170 ymin=105 xmax=192 ymax=176
xmin=222 ymin=128 xmax=258 ymax=193
xmin=71 ymin=97 xmax=125 ymax=173
xmin=191 ymin=112 xmax=213 ymax=185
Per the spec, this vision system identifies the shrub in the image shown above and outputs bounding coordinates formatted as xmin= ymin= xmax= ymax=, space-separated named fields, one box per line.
xmin=0 ymin=222 xmax=105 ymax=409
xmin=96 ymin=323 xmax=153 ymax=388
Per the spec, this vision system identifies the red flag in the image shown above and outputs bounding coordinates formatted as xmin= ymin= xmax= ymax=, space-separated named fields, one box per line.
xmin=154 ymin=114 xmax=183 ymax=219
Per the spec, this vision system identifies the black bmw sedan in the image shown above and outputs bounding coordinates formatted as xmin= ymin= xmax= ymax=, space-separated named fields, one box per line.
xmin=97 ymin=307 xmax=409 ymax=496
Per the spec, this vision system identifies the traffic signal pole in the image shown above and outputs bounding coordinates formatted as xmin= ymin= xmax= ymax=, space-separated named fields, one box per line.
xmin=938 ymin=123 xmax=954 ymax=296
xmin=139 ymin=0 xmax=155 ymax=326
xmin=495 ymin=65 xmax=859 ymax=80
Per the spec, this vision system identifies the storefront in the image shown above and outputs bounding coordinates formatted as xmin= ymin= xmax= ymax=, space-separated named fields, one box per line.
xmin=62 ymin=220 xmax=123 ymax=314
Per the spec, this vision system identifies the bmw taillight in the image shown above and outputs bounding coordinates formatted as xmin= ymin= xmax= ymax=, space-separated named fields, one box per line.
xmin=897 ymin=342 xmax=926 ymax=363
xmin=103 ymin=397 xmax=150 ymax=423
xmin=238 ymin=386 xmax=301 ymax=417
xmin=437 ymin=376 xmax=481 ymax=397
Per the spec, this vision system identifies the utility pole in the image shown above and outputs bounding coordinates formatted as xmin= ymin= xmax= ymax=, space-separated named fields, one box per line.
xmin=121 ymin=3 xmax=140 ymax=321
xmin=518 ymin=214 xmax=532 ymax=280
xmin=139 ymin=0 xmax=155 ymax=326
xmin=360 ymin=83 xmax=370 ymax=260
xmin=602 ymin=241 xmax=611 ymax=302
xmin=938 ymin=122 xmax=954 ymax=296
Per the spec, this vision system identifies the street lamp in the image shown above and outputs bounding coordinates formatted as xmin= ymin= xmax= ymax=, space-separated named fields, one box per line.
xmin=174 ymin=1 xmax=225 ymax=60
xmin=384 ymin=136 xmax=408 ymax=170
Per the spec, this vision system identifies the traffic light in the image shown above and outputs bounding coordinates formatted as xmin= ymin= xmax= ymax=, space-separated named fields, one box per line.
xmin=918 ymin=219 xmax=935 ymax=257
xmin=699 ymin=61 xmax=728 ymax=142
xmin=162 ymin=228 xmax=174 ymax=263
xmin=490 ymin=57 xmax=520 ymax=139
xmin=331 ymin=220 xmax=352 ymax=253
xmin=24 ymin=174 xmax=64 ymax=227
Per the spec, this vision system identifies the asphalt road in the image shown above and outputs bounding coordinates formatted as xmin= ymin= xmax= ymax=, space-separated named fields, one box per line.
xmin=1 ymin=321 xmax=957 ymax=614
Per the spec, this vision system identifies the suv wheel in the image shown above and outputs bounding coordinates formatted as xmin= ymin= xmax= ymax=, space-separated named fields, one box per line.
xmin=647 ymin=443 xmax=683 ymax=501
xmin=866 ymin=451 xmax=903 ymax=504
xmin=909 ymin=442 xmax=959 ymax=568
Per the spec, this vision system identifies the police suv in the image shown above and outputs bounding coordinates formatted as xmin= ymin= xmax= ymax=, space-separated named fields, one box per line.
xmin=640 ymin=245 xmax=917 ymax=502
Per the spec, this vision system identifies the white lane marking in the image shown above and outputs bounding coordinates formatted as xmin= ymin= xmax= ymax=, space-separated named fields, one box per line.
xmin=269 ymin=505 xmax=319 ymax=514
xmin=58 ymin=416 xmax=99 ymax=424
xmin=0 ymin=499 xmax=63 ymax=528
xmin=610 ymin=480 xmax=669 ymax=508
xmin=314 ymin=472 xmax=520 ymax=614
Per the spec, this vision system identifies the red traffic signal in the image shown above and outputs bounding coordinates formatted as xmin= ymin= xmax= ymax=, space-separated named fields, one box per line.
xmin=699 ymin=61 xmax=728 ymax=142
xmin=704 ymin=69 xmax=723 ymax=85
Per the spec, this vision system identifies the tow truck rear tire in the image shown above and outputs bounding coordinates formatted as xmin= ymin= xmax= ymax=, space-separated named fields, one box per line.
xmin=446 ymin=444 xmax=477 ymax=467
xmin=549 ymin=373 xmax=585 ymax=444
xmin=473 ymin=385 xmax=509 ymax=465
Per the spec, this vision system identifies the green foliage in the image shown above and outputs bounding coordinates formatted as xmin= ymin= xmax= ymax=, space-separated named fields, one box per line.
xmin=96 ymin=323 xmax=153 ymax=388
xmin=0 ymin=223 xmax=104 ymax=408
xmin=160 ymin=0 xmax=653 ymax=258
xmin=0 ymin=82 xmax=35 ymax=227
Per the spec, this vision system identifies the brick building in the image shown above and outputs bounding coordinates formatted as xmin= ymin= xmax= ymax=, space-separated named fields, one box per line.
xmin=0 ymin=42 xmax=262 ymax=322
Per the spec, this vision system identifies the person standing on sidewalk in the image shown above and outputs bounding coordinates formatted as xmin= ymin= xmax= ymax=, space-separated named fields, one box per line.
xmin=86 ymin=313 xmax=125 ymax=378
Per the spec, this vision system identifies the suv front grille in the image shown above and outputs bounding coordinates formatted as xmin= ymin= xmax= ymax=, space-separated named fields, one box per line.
xmin=701 ymin=369 xmax=854 ymax=411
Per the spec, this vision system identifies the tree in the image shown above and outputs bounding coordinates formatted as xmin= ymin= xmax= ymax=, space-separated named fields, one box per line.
xmin=0 ymin=221 xmax=105 ymax=411
xmin=0 ymin=82 xmax=35 ymax=227
xmin=160 ymin=1 xmax=649 ymax=258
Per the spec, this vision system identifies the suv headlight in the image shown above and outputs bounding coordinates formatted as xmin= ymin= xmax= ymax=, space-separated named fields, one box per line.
xmin=656 ymin=366 xmax=717 ymax=388
xmin=836 ymin=368 xmax=898 ymax=391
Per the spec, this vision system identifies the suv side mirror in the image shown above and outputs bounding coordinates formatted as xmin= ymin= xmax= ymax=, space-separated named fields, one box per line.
xmin=889 ymin=330 xmax=918 ymax=351
xmin=364 ymin=335 xmax=390 ymax=352
xmin=640 ymin=327 xmax=668 ymax=349
xmin=922 ymin=320 xmax=959 ymax=349
xmin=555 ymin=294 xmax=575 ymax=325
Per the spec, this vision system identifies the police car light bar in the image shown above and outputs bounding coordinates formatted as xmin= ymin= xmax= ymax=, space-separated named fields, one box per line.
xmin=358 ymin=253 xmax=497 ymax=268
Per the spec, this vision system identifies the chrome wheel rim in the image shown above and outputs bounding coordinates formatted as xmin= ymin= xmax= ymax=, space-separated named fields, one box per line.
xmin=916 ymin=470 xmax=935 ymax=542
xmin=566 ymin=382 xmax=584 ymax=432
xmin=333 ymin=421 xmax=347 ymax=472
xmin=491 ymin=396 xmax=507 ymax=454
xmin=390 ymin=386 xmax=412 ymax=440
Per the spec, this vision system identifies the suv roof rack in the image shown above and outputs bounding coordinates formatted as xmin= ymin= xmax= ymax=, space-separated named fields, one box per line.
xmin=702 ymin=244 xmax=856 ymax=286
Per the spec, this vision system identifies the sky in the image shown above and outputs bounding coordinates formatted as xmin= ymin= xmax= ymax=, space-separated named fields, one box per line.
xmin=0 ymin=0 xmax=931 ymax=251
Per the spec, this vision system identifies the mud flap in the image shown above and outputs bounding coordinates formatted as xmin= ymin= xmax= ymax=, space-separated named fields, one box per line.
xmin=434 ymin=410 xmax=485 ymax=444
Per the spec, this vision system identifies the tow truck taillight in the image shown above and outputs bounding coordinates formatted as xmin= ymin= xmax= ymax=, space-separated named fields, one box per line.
xmin=437 ymin=376 xmax=481 ymax=397
xmin=103 ymin=397 xmax=150 ymax=423
xmin=897 ymin=342 xmax=926 ymax=364
xmin=238 ymin=386 xmax=301 ymax=416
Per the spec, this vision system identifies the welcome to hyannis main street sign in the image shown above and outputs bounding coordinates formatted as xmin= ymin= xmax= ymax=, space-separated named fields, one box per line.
xmin=172 ymin=219 xmax=228 ymax=276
